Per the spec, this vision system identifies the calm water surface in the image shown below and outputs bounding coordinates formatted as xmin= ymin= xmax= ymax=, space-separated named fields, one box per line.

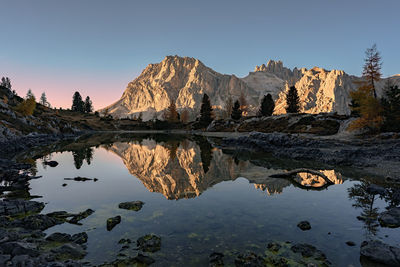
xmin=23 ymin=134 xmax=400 ymax=266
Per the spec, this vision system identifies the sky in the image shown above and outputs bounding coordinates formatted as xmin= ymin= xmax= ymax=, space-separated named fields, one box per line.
xmin=1 ymin=0 xmax=399 ymax=109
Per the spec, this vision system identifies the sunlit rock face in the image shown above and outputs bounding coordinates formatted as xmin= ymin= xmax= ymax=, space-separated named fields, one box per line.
xmin=102 ymin=56 xmax=256 ymax=120
xmin=102 ymin=56 xmax=400 ymax=119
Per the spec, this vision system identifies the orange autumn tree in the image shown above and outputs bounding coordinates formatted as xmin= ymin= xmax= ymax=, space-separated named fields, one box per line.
xmin=349 ymin=82 xmax=383 ymax=132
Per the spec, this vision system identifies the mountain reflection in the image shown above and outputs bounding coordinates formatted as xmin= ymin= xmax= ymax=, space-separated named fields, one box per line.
xmin=104 ymin=138 xmax=343 ymax=200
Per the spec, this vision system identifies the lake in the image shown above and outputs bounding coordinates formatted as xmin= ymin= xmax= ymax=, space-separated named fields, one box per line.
xmin=21 ymin=133 xmax=400 ymax=266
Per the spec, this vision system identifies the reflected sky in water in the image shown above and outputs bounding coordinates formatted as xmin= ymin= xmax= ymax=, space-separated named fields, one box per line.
xmin=26 ymin=135 xmax=400 ymax=266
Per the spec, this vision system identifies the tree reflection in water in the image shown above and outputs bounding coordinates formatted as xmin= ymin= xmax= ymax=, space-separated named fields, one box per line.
xmin=72 ymin=147 xmax=94 ymax=169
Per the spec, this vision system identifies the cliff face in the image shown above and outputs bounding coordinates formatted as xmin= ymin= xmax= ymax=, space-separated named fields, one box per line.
xmin=102 ymin=56 xmax=400 ymax=120
xmin=103 ymin=56 xmax=256 ymax=121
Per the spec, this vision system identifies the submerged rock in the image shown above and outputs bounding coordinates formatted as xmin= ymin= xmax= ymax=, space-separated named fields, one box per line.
xmin=51 ymin=243 xmax=87 ymax=259
xmin=345 ymin=241 xmax=356 ymax=246
xmin=46 ymin=232 xmax=72 ymax=243
xmin=235 ymin=252 xmax=264 ymax=266
xmin=209 ymin=252 xmax=224 ymax=266
xmin=379 ymin=207 xmax=400 ymax=228
xmin=101 ymin=253 xmax=155 ymax=266
xmin=43 ymin=160 xmax=58 ymax=167
xmin=360 ymin=240 xmax=400 ymax=266
xmin=264 ymin=241 xmax=331 ymax=266
xmin=17 ymin=214 xmax=62 ymax=230
xmin=137 ymin=234 xmax=161 ymax=253
xmin=106 ymin=216 xmax=121 ymax=231
xmin=68 ymin=208 xmax=95 ymax=225
xmin=118 ymin=200 xmax=144 ymax=211
xmin=297 ymin=221 xmax=311 ymax=231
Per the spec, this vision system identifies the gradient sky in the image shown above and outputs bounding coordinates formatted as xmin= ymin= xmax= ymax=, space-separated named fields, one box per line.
xmin=1 ymin=0 xmax=399 ymax=109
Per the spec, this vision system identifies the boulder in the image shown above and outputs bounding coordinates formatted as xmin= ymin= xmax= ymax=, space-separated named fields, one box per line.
xmin=379 ymin=207 xmax=400 ymax=228
xmin=106 ymin=216 xmax=121 ymax=231
xmin=137 ymin=234 xmax=161 ymax=253
xmin=0 ymin=199 xmax=44 ymax=216
xmin=360 ymin=240 xmax=400 ymax=266
xmin=52 ymin=243 xmax=87 ymax=259
xmin=118 ymin=201 xmax=144 ymax=211
xmin=297 ymin=221 xmax=311 ymax=231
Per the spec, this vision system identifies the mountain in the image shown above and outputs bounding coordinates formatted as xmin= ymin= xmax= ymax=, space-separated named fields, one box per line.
xmin=102 ymin=56 xmax=400 ymax=120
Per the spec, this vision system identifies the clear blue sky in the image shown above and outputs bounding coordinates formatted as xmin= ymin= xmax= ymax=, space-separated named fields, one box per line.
xmin=1 ymin=0 xmax=399 ymax=108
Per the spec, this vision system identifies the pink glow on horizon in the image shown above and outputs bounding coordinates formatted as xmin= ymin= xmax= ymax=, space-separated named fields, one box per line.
xmin=1 ymin=64 xmax=139 ymax=110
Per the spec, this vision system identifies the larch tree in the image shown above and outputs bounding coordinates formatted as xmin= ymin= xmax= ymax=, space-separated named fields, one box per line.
xmin=286 ymin=86 xmax=300 ymax=113
xmin=363 ymin=44 xmax=382 ymax=99
xmin=166 ymin=99 xmax=179 ymax=122
xmin=26 ymin=89 xmax=35 ymax=100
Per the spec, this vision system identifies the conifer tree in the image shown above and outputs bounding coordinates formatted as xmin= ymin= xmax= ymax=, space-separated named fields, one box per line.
xmin=231 ymin=100 xmax=242 ymax=120
xmin=84 ymin=96 xmax=93 ymax=113
xmin=26 ymin=89 xmax=35 ymax=100
xmin=363 ymin=44 xmax=382 ymax=98
xmin=286 ymin=86 xmax=300 ymax=113
xmin=199 ymin=94 xmax=213 ymax=127
xmin=381 ymin=82 xmax=400 ymax=132
xmin=40 ymin=92 xmax=48 ymax=106
xmin=258 ymin=94 xmax=275 ymax=116
xmin=0 ymin=77 xmax=11 ymax=89
xmin=72 ymin=91 xmax=84 ymax=112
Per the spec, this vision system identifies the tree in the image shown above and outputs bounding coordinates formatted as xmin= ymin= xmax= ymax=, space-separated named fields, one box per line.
xmin=286 ymin=86 xmax=300 ymax=113
xmin=349 ymin=83 xmax=383 ymax=132
xmin=258 ymin=94 xmax=275 ymax=116
xmin=40 ymin=92 xmax=48 ymax=106
xmin=138 ymin=112 xmax=143 ymax=122
xmin=224 ymin=96 xmax=233 ymax=119
xmin=180 ymin=108 xmax=190 ymax=123
xmin=1 ymin=77 xmax=11 ymax=89
xmin=363 ymin=44 xmax=382 ymax=99
xmin=84 ymin=96 xmax=93 ymax=113
xmin=199 ymin=94 xmax=213 ymax=127
xmin=165 ymin=99 xmax=179 ymax=122
xmin=231 ymin=100 xmax=242 ymax=120
xmin=72 ymin=91 xmax=84 ymax=112
xmin=16 ymin=95 xmax=36 ymax=116
xmin=26 ymin=89 xmax=35 ymax=100
xmin=381 ymin=81 xmax=400 ymax=132
xmin=239 ymin=91 xmax=248 ymax=116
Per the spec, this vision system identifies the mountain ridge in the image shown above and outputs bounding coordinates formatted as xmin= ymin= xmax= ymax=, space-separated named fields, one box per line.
xmin=101 ymin=55 xmax=400 ymax=120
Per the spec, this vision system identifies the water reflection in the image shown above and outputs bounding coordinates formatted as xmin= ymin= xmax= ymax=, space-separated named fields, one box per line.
xmin=102 ymin=137 xmax=343 ymax=199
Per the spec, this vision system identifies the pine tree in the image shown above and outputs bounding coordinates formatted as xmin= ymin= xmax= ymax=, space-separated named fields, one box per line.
xmin=199 ymin=94 xmax=213 ymax=127
xmin=1 ymin=77 xmax=11 ymax=89
xmin=40 ymin=92 xmax=48 ymax=106
xmin=363 ymin=44 xmax=382 ymax=98
xmin=84 ymin=96 xmax=93 ymax=113
xmin=26 ymin=89 xmax=35 ymax=100
xmin=258 ymin=94 xmax=275 ymax=116
xmin=381 ymin=82 xmax=400 ymax=132
xmin=231 ymin=100 xmax=242 ymax=120
xmin=72 ymin=91 xmax=84 ymax=112
xmin=286 ymin=86 xmax=300 ymax=113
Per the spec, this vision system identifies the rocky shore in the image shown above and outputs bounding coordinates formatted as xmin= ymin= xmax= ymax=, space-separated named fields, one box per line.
xmin=221 ymin=131 xmax=400 ymax=178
